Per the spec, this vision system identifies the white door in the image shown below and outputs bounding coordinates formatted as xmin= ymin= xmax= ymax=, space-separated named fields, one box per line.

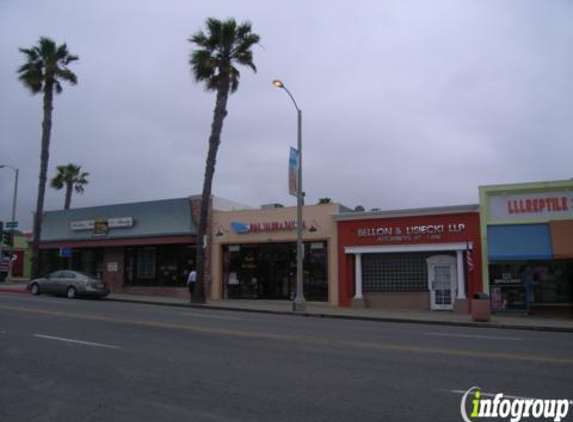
xmin=427 ymin=255 xmax=456 ymax=311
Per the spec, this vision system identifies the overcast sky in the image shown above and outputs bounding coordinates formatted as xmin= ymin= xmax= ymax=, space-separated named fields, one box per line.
xmin=1 ymin=0 xmax=572 ymax=230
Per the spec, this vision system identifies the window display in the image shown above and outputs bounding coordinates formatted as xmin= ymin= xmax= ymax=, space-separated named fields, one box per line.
xmin=489 ymin=261 xmax=573 ymax=311
xmin=223 ymin=242 xmax=328 ymax=301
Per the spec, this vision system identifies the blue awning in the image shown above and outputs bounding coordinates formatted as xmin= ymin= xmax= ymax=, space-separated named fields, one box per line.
xmin=488 ymin=224 xmax=553 ymax=261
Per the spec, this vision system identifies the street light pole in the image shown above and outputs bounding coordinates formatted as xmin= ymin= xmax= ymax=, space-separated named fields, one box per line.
xmin=0 ymin=164 xmax=19 ymax=280
xmin=273 ymin=80 xmax=306 ymax=312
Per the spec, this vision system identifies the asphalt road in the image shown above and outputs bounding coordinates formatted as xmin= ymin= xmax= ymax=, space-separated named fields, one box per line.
xmin=1 ymin=293 xmax=572 ymax=422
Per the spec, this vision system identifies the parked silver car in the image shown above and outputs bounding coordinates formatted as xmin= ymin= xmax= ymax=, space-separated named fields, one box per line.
xmin=27 ymin=270 xmax=110 ymax=299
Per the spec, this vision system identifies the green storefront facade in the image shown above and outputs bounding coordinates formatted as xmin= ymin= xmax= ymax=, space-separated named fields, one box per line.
xmin=480 ymin=180 xmax=573 ymax=314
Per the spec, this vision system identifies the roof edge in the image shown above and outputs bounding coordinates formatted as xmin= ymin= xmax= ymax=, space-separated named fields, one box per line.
xmin=335 ymin=204 xmax=480 ymax=221
xmin=43 ymin=197 xmax=192 ymax=215
xmin=479 ymin=179 xmax=573 ymax=193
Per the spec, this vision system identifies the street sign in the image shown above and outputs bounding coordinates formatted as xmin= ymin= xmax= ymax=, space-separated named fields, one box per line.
xmin=59 ymin=247 xmax=72 ymax=258
xmin=5 ymin=221 xmax=17 ymax=229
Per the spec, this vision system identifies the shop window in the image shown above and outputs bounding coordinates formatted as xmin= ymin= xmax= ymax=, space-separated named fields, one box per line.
xmin=304 ymin=242 xmax=328 ymax=300
xmin=136 ymin=247 xmax=156 ymax=280
xmin=223 ymin=242 xmax=328 ymax=301
xmin=125 ymin=245 xmax=194 ymax=287
xmin=39 ymin=248 xmax=103 ymax=277
xmin=362 ymin=252 xmax=454 ymax=293
xmin=490 ymin=261 xmax=573 ymax=311
xmin=157 ymin=244 xmax=196 ymax=287
xmin=76 ymin=249 xmax=104 ymax=277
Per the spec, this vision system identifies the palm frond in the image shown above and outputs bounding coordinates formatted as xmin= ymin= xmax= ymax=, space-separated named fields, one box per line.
xmin=189 ymin=32 xmax=211 ymax=50
xmin=53 ymin=80 xmax=62 ymax=94
xmin=18 ymin=71 xmax=43 ymax=94
xmin=206 ymin=18 xmax=224 ymax=42
xmin=17 ymin=36 xmax=78 ymax=96
xmin=55 ymin=68 xmax=78 ymax=85
xmin=229 ymin=67 xmax=240 ymax=93
xmin=188 ymin=18 xmax=259 ymax=94
xmin=50 ymin=170 xmax=65 ymax=189
xmin=220 ymin=19 xmax=238 ymax=48
xmin=38 ymin=37 xmax=56 ymax=57
xmin=51 ymin=164 xmax=88 ymax=194
xmin=236 ymin=21 xmax=253 ymax=39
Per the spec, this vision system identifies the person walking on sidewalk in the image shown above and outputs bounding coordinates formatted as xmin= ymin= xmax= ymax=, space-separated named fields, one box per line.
xmin=187 ymin=269 xmax=197 ymax=300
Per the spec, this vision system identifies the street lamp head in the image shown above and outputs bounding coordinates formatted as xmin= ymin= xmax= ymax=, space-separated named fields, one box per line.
xmin=272 ymin=79 xmax=284 ymax=88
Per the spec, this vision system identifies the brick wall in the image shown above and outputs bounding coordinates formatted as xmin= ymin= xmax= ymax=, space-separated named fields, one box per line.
xmin=364 ymin=292 xmax=431 ymax=310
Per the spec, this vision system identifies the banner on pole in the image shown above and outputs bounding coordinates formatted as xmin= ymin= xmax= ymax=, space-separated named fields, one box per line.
xmin=288 ymin=147 xmax=299 ymax=197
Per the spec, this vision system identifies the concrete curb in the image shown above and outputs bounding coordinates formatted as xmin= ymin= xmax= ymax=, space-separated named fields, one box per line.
xmin=0 ymin=287 xmax=29 ymax=295
xmin=105 ymin=297 xmax=573 ymax=334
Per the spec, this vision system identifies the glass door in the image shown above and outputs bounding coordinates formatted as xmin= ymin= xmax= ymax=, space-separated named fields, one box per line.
xmin=427 ymin=255 xmax=456 ymax=311
xmin=432 ymin=265 xmax=453 ymax=310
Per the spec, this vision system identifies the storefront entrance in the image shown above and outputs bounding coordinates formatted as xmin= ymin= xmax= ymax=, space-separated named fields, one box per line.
xmin=427 ymin=255 xmax=456 ymax=310
xmin=223 ymin=242 xmax=328 ymax=301
xmin=489 ymin=260 xmax=573 ymax=313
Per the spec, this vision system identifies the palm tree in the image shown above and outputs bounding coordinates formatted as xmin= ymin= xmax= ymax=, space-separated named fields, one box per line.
xmin=18 ymin=37 xmax=78 ymax=278
xmin=188 ymin=18 xmax=259 ymax=303
xmin=50 ymin=164 xmax=89 ymax=210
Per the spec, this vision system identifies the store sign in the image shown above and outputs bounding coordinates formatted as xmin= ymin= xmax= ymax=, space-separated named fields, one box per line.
xmin=230 ymin=220 xmax=307 ymax=234
xmin=59 ymin=247 xmax=72 ymax=258
xmin=71 ymin=220 xmax=94 ymax=231
xmin=489 ymin=191 xmax=573 ymax=222
xmin=356 ymin=223 xmax=466 ymax=243
xmin=109 ymin=217 xmax=134 ymax=228
xmin=94 ymin=218 xmax=109 ymax=236
xmin=71 ymin=217 xmax=134 ymax=232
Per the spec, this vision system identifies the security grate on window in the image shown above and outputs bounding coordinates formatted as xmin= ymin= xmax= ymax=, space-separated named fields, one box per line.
xmin=362 ymin=252 xmax=454 ymax=292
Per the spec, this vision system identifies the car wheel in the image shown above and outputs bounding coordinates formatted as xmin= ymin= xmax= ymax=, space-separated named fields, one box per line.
xmin=66 ymin=286 xmax=77 ymax=299
xmin=30 ymin=283 xmax=40 ymax=296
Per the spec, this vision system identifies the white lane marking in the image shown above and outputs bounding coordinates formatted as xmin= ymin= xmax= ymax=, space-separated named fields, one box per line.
xmin=176 ymin=312 xmax=242 ymax=321
xmin=426 ymin=332 xmax=522 ymax=341
xmin=33 ymin=334 xmax=120 ymax=349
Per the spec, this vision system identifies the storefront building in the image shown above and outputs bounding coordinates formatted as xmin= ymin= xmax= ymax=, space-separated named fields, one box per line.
xmin=480 ymin=180 xmax=573 ymax=315
xmin=210 ymin=204 xmax=341 ymax=305
xmin=337 ymin=205 xmax=482 ymax=311
xmin=37 ymin=195 xmax=254 ymax=297
xmin=0 ymin=232 xmax=31 ymax=280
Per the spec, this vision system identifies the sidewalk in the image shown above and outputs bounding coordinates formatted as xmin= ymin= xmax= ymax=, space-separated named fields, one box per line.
xmin=2 ymin=283 xmax=572 ymax=333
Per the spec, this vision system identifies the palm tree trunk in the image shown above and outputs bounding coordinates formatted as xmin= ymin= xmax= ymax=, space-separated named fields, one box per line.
xmin=192 ymin=72 xmax=231 ymax=303
xmin=31 ymin=84 xmax=54 ymax=279
xmin=64 ymin=181 xmax=72 ymax=210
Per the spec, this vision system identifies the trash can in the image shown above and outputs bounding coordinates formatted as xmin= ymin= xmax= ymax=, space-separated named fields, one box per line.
xmin=471 ymin=292 xmax=491 ymax=322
